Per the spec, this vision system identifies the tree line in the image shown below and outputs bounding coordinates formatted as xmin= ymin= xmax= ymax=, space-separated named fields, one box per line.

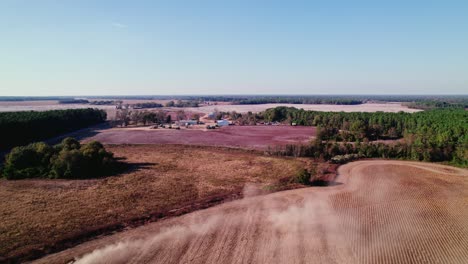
xmin=236 ymin=97 xmax=363 ymax=105
xmin=133 ymin=102 xmax=163 ymax=108
xmin=115 ymin=109 xmax=170 ymax=126
xmin=404 ymin=101 xmax=468 ymax=110
xmin=58 ymin=99 xmax=90 ymax=104
xmin=114 ymin=108 xmax=205 ymax=127
xmin=0 ymin=109 xmax=107 ymax=150
xmin=263 ymin=107 xmax=467 ymax=167
xmin=165 ymin=100 xmax=199 ymax=107
xmin=90 ymin=100 xmax=121 ymax=105
xmin=211 ymin=110 xmax=262 ymax=125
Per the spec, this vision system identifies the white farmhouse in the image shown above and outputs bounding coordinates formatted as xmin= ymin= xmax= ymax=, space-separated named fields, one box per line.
xmin=216 ymin=120 xmax=230 ymax=127
xmin=178 ymin=120 xmax=198 ymax=126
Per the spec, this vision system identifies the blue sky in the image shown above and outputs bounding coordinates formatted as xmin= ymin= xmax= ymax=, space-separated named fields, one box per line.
xmin=0 ymin=0 xmax=467 ymax=96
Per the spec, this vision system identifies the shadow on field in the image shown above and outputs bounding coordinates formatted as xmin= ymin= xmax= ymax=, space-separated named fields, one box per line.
xmin=110 ymin=157 xmax=157 ymax=175
xmin=0 ymin=123 xmax=113 ymax=164
xmin=123 ymin=162 xmax=158 ymax=173
xmin=311 ymin=180 xmax=343 ymax=187
xmin=47 ymin=122 xmax=112 ymax=145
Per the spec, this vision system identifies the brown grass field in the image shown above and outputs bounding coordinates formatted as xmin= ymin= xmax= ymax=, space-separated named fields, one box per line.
xmin=0 ymin=145 xmax=307 ymax=262
xmin=83 ymin=126 xmax=317 ymax=149
xmin=34 ymin=160 xmax=468 ymax=264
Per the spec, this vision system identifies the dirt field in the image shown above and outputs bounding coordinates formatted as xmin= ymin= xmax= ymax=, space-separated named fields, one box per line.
xmin=0 ymin=145 xmax=306 ymax=262
xmin=35 ymin=160 xmax=468 ymax=264
xmin=0 ymin=101 xmax=420 ymax=114
xmin=0 ymin=100 xmax=118 ymax=121
xmin=167 ymin=102 xmax=422 ymax=113
xmin=83 ymin=126 xmax=317 ymax=149
xmin=0 ymin=100 xmax=115 ymax=112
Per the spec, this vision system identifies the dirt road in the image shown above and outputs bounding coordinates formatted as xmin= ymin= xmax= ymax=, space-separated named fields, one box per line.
xmin=35 ymin=160 xmax=468 ymax=264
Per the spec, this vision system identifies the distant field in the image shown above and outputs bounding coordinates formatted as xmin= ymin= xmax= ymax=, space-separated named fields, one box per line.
xmin=0 ymin=100 xmax=117 ymax=119
xmin=0 ymin=100 xmax=115 ymax=112
xmin=82 ymin=126 xmax=317 ymax=149
xmin=36 ymin=160 xmax=468 ymax=264
xmin=0 ymin=101 xmax=421 ymax=115
xmin=169 ymin=102 xmax=422 ymax=113
xmin=0 ymin=145 xmax=306 ymax=262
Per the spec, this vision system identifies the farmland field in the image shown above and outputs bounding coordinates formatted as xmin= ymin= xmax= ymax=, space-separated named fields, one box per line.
xmin=0 ymin=101 xmax=421 ymax=114
xmin=35 ymin=160 xmax=468 ymax=264
xmin=0 ymin=145 xmax=306 ymax=262
xmin=83 ymin=126 xmax=317 ymax=149
xmin=0 ymin=100 xmax=115 ymax=112
xmin=168 ymin=102 xmax=422 ymax=113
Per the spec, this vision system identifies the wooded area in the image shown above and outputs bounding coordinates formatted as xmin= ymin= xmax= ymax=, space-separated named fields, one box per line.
xmin=264 ymin=107 xmax=468 ymax=166
xmin=2 ymin=137 xmax=118 ymax=179
xmin=236 ymin=97 xmax=363 ymax=105
xmin=0 ymin=109 xmax=106 ymax=150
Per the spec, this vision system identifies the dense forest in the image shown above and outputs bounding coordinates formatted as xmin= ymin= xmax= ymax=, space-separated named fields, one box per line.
xmin=234 ymin=95 xmax=468 ymax=108
xmin=115 ymin=109 xmax=168 ymax=126
xmin=2 ymin=137 xmax=118 ymax=179
xmin=263 ymin=107 xmax=468 ymax=167
xmin=0 ymin=109 xmax=107 ymax=150
xmin=236 ymin=97 xmax=363 ymax=105
xmin=58 ymin=99 xmax=90 ymax=104
xmin=404 ymin=101 xmax=468 ymax=110
xmin=0 ymin=96 xmax=78 ymax=101
xmin=165 ymin=100 xmax=199 ymax=107
xmin=90 ymin=100 xmax=120 ymax=105
xmin=132 ymin=102 xmax=163 ymax=108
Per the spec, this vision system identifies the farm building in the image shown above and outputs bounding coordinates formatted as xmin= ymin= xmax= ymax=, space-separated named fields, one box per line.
xmin=178 ymin=120 xmax=198 ymax=126
xmin=217 ymin=120 xmax=230 ymax=127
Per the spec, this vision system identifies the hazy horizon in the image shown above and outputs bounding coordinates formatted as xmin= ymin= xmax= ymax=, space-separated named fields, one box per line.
xmin=1 ymin=93 xmax=468 ymax=98
xmin=1 ymin=1 xmax=467 ymax=96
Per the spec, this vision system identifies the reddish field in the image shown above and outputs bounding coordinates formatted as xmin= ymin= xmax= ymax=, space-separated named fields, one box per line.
xmin=83 ymin=126 xmax=317 ymax=149
xmin=35 ymin=161 xmax=468 ymax=264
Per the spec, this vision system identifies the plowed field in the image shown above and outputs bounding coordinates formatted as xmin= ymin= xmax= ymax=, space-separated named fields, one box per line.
xmin=83 ymin=126 xmax=317 ymax=149
xmin=35 ymin=160 xmax=468 ymax=264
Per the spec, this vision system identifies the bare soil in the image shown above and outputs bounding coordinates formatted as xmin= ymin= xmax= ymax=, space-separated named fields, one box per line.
xmin=0 ymin=145 xmax=307 ymax=262
xmin=82 ymin=126 xmax=316 ymax=149
xmin=35 ymin=160 xmax=468 ymax=264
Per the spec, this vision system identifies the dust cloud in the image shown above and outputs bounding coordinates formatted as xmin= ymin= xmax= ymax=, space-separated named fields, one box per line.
xmin=75 ymin=216 xmax=223 ymax=264
xmin=74 ymin=189 xmax=351 ymax=263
